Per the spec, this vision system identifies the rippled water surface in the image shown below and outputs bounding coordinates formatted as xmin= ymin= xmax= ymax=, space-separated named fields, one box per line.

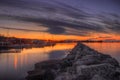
xmin=84 ymin=43 xmax=120 ymax=63
xmin=0 ymin=43 xmax=76 ymax=80
xmin=0 ymin=43 xmax=120 ymax=80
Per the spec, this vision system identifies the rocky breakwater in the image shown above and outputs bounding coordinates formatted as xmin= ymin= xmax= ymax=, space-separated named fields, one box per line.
xmin=26 ymin=43 xmax=120 ymax=80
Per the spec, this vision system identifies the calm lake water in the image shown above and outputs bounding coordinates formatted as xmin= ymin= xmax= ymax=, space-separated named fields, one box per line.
xmin=0 ymin=43 xmax=120 ymax=80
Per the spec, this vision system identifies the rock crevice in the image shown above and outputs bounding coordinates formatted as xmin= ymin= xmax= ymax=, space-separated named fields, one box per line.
xmin=26 ymin=43 xmax=120 ymax=80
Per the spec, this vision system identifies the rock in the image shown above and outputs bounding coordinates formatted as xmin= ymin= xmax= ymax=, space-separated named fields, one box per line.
xmin=102 ymin=58 xmax=119 ymax=67
xmin=26 ymin=43 xmax=120 ymax=80
xmin=91 ymin=75 xmax=106 ymax=80
xmin=74 ymin=75 xmax=91 ymax=80
xmin=73 ymin=55 xmax=101 ymax=66
xmin=76 ymin=63 xmax=116 ymax=78
xmin=34 ymin=60 xmax=62 ymax=70
xmin=115 ymin=68 xmax=120 ymax=80
xmin=26 ymin=60 xmax=61 ymax=80
xmin=116 ymin=68 xmax=120 ymax=74
xmin=55 ymin=72 xmax=75 ymax=80
xmin=73 ymin=54 xmax=119 ymax=66
xmin=26 ymin=69 xmax=56 ymax=80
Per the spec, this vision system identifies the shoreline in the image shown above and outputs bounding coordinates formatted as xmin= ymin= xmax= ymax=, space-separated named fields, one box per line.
xmin=26 ymin=43 xmax=120 ymax=80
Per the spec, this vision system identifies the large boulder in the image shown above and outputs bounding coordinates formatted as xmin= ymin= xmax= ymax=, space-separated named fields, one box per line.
xmin=76 ymin=63 xmax=116 ymax=79
xmin=26 ymin=43 xmax=120 ymax=80
xmin=91 ymin=75 xmax=106 ymax=80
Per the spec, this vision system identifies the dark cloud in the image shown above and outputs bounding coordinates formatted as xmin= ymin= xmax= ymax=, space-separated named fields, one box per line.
xmin=0 ymin=0 xmax=120 ymax=37
xmin=98 ymin=14 xmax=120 ymax=34
xmin=0 ymin=14 xmax=107 ymax=36
xmin=0 ymin=0 xmax=26 ymax=7
xmin=112 ymin=0 xmax=120 ymax=5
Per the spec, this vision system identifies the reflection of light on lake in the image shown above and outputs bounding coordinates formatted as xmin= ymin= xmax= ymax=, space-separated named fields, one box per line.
xmin=84 ymin=43 xmax=120 ymax=63
xmin=14 ymin=55 xmax=18 ymax=69
xmin=22 ymin=43 xmax=76 ymax=54
xmin=0 ymin=43 xmax=76 ymax=80
xmin=16 ymin=43 xmax=76 ymax=68
xmin=0 ymin=43 xmax=120 ymax=80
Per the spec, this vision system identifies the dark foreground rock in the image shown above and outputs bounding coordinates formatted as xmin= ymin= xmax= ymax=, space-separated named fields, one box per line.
xmin=26 ymin=43 xmax=120 ymax=80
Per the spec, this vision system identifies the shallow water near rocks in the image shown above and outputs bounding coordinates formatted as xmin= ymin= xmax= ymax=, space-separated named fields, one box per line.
xmin=84 ymin=42 xmax=120 ymax=64
xmin=0 ymin=43 xmax=120 ymax=80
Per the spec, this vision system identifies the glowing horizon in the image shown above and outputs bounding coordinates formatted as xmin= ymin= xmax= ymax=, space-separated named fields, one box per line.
xmin=0 ymin=28 xmax=120 ymax=41
xmin=0 ymin=0 xmax=120 ymax=41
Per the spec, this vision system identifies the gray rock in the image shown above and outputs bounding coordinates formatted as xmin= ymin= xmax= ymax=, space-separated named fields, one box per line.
xmin=73 ymin=55 xmax=101 ymax=66
xmin=34 ymin=60 xmax=62 ymax=70
xmin=102 ymin=58 xmax=119 ymax=67
xmin=91 ymin=75 xmax=106 ymax=80
xmin=55 ymin=72 xmax=75 ymax=80
xmin=76 ymin=63 xmax=116 ymax=78
xmin=74 ymin=74 xmax=91 ymax=80
xmin=26 ymin=43 xmax=120 ymax=80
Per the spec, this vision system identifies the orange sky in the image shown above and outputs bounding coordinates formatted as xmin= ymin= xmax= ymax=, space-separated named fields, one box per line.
xmin=0 ymin=0 xmax=120 ymax=41
xmin=0 ymin=28 xmax=120 ymax=41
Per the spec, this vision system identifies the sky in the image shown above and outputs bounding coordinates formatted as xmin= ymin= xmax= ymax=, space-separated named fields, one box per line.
xmin=0 ymin=0 xmax=120 ymax=40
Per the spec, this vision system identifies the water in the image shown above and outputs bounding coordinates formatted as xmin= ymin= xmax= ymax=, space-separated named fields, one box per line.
xmin=84 ymin=42 xmax=120 ymax=63
xmin=0 ymin=43 xmax=120 ymax=80
xmin=0 ymin=43 xmax=76 ymax=80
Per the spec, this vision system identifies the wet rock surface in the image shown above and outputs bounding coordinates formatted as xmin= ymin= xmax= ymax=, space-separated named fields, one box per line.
xmin=26 ymin=43 xmax=120 ymax=80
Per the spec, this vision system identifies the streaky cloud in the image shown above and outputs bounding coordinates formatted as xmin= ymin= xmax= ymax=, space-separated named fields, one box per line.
xmin=0 ymin=0 xmax=120 ymax=37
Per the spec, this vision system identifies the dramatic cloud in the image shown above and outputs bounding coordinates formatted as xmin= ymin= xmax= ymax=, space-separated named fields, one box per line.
xmin=0 ymin=0 xmax=120 ymax=37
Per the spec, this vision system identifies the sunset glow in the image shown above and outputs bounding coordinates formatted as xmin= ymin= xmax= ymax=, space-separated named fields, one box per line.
xmin=0 ymin=0 xmax=120 ymax=80
xmin=0 ymin=0 xmax=120 ymax=41
xmin=0 ymin=28 xmax=120 ymax=41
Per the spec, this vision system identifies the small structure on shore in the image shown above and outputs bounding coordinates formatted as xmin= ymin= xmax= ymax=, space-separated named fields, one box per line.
xmin=26 ymin=43 xmax=120 ymax=80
